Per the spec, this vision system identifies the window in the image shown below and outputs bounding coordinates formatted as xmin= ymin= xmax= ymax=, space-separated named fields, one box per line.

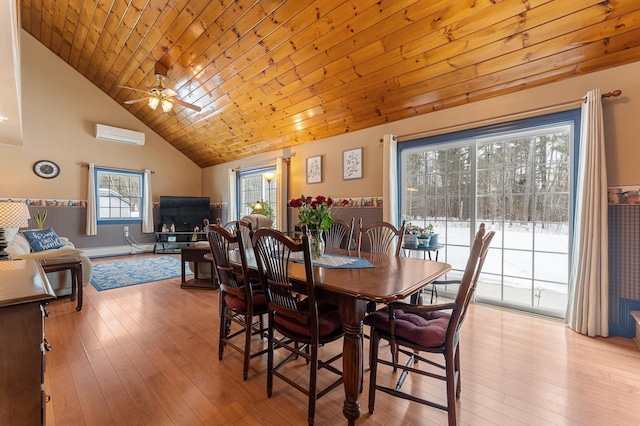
xmin=95 ymin=168 xmax=143 ymax=223
xmin=237 ymin=167 xmax=277 ymax=225
xmin=399 ymin=110 xmax=580 ymax=317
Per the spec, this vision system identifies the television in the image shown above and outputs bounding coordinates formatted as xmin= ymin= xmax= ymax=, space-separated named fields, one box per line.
xmin=159 ymin=196 xmax=211 ymax=232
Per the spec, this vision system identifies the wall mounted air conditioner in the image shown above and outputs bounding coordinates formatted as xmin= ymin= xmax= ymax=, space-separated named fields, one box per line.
xmin=95 ymin=124 xmax=145 ymax=146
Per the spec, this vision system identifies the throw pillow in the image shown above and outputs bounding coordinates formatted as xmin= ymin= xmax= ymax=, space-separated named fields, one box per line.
xmin=22 ymin=227 xmax=65 ymax=252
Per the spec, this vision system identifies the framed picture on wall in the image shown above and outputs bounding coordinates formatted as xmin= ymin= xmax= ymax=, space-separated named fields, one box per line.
xmin=306 ymin=155 xmax=322 ymax=184
xmin=343 ymin=147 xmax=362 ymax=180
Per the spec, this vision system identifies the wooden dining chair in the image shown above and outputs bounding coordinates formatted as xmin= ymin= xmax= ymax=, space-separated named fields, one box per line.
xmin=364 ymin=224 xmax=495 ymax=425
xmin=252 ymin=228 xmax=344 ymax=426
xmin=356 ymin=219 xmax=405 ymax=256
xmin=208 ymin=224 xmax=268 ymax=381
xmin=324 ymin=217 xmax=354 ymax=249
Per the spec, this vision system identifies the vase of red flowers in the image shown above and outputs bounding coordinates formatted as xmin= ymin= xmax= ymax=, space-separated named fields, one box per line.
xmin=289 ymin=195 xmax=348 ymax=259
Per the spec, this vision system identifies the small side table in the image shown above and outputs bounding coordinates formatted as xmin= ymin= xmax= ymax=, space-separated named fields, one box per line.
xmin=402 ymin=244 xmax=443 ymax=261
xmin=180 ymin=246 xmax=218 ymax=289
xmin=402 ymin=245 xmax=444 ymax=304
xmin=40 ymin=257 xmax=83 ymax=311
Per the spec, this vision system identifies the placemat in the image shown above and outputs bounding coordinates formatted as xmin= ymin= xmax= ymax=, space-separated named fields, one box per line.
xmin=288 ymin=252 xmax=374 ymax=268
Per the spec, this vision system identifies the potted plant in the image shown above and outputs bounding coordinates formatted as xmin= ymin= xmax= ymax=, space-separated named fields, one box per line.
xmin=404 ymin=223 xmax=419 ymax=247
xmin=417 ymin=227 xmax=430 ymax=247
xmin=423 ymin=223 xmax=439 ymax=247
xmin=33 ymin=209 xmax=48 ymax=230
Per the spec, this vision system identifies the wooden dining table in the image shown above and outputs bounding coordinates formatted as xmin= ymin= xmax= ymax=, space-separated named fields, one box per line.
xmin=219 ymin=247 xmax=452 ymax=425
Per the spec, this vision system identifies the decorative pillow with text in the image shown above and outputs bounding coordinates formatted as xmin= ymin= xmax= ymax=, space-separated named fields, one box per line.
xmin=22 ymin=227 xmax=65 ymax=252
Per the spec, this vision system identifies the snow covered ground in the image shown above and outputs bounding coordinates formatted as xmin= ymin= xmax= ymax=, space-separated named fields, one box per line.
xmin=403 ymin=221 xmax=569 ymax=315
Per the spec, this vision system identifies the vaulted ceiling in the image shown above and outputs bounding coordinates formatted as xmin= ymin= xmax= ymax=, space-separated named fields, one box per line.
xmin=19 ymin=0 xmax=640 ymax=168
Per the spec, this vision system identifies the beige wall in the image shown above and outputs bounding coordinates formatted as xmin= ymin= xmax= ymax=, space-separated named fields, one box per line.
xmin=0 ymin=31 xmax=202 ymax=201
xmin=203 ymin=60 xmax=640 ymax=205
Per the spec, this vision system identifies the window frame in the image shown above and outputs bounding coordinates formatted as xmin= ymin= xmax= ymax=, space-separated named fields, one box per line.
xmin=95 ymin=167 xmax=144 ymax=225
xmin=398 ymin=109 xmax=581 ymax=317
xmin=235 ymin=166 xmax=277 ymax=221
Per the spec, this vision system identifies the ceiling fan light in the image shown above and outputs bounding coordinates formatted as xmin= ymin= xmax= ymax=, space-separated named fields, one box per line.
xmin=148 ymin=96 xmax=160 ymax=110
xmin=161 ymin=99 xmax=173 ymax=112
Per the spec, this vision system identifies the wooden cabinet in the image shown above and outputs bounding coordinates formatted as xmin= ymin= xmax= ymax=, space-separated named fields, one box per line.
xmin=0 ymin=260 xmax=56 ymax=425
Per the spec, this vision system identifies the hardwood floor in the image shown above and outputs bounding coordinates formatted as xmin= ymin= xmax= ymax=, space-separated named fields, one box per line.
xmin=44 ymin=254 xmax=640 ymax=425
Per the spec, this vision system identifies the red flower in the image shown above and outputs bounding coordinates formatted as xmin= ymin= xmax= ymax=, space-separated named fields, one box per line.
xmin=289 ymin=194 xmax=347 ymax=232
xmin=289 ymin=198 xmax=303 ymax=208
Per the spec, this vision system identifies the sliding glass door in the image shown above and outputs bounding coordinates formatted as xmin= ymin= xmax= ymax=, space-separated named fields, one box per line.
xmin=400 ymin=111 xmax=579 ymax=316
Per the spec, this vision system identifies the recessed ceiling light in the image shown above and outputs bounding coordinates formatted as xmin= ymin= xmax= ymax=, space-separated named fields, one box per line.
xmin=0 ymin=116 xmax=8 ymax=122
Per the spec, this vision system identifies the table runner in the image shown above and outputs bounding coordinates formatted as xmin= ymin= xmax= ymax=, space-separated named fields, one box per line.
xmin=288 ymin=252 xmax=374 ymax=268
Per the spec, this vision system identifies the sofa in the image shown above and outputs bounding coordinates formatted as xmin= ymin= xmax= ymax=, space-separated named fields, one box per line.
xmin=6 ymin=232 xmax=93 ymax=297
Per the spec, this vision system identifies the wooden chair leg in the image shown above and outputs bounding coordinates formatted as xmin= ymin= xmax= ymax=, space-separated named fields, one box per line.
xmin=455 ymin=345 xmax=461 ymax=399
xmin=243 ymin=313 xmax=252 ymax=381
xmin=218 ymin=298 xmax=226 ymax=360
xmin=266 ymin=315 xmax=274 ymax=398
xmin=445 ymin=351 xmax=457 ymax=426
xmin=307 ymin=345 xmax=319 ymax=425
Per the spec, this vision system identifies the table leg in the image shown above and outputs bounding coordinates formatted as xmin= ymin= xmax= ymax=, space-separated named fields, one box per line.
xmin=338 ymin=297 xmax=367 ymax=425
xmin=70 ymin=268 xmax=77 ymax=302
xmin=181 ymin=260 xmax=186 ymax=283
xmin=76 ymin=264 xmax=83 ymax=311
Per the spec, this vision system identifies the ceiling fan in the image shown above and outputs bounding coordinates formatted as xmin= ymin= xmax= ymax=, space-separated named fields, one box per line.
xmin=119 ymin=63 xmax=201 ymax=113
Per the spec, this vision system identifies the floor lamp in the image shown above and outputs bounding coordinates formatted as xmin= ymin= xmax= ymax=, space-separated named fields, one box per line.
xmin=263 ymin=172 xmax=275 ymax=209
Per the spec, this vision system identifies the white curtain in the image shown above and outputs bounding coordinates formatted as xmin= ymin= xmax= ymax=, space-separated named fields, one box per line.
xmin=275 ymin=157 xmax=288 ymax=231
xmin=227 ymin=168 xmax=237 ymax=224
xmin=142 ymin=169 xmax=154 ymax=233
xmin=382 ymin=134 xmax=398 ymax=226
xmin=566 ymin=89 xmax=609 ymax=337
xmin=85 ymin=163 xmax=98 ymax=235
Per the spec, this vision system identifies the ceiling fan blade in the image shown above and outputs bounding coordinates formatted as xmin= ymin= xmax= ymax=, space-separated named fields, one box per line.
xmin=171 ymin=98 xmax=202 ymax=112
xmin=161 ymin=88 xmax=177 ymax=97
xmin=124 ymin=97 xmax=150 ymax=105
xmin=118 ymin=85 xmax=152 ymax=95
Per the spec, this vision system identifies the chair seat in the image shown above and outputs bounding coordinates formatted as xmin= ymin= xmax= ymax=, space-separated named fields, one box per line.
xmin=274 ymin=300 xmax=342 ymax=337
xmin=225 ymin=291 xmax=267 ymax=312
xmin=364 ymin=309 xmax=450 ymax=347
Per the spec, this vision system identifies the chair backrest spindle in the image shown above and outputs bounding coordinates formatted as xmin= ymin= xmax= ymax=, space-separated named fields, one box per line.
xmin=356 ymin=219 xmax=405 ymax=256
xmin=252 ymin=228 xmax=318 ymax=327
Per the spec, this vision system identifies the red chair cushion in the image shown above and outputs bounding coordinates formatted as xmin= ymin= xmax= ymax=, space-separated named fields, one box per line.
xmin=224 ymin=291 xmax=266 ymax=312
xmin=274 ymin=299 xmax=342 ymax=337
xmin=365 ymin=309 xmax=450 ymax=347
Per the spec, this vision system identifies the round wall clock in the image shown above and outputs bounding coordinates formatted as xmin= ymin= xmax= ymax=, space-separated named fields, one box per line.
xmin=33 ymin=160 xmax=61 ymax=179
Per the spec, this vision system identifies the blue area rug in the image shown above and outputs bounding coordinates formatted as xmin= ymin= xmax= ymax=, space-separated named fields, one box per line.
xmin=91 ymin=256 xmax=192 ymax=291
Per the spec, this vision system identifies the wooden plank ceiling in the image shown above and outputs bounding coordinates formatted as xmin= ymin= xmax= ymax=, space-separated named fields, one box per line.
xmin=19 ymin=0 xmax=640 ymax=168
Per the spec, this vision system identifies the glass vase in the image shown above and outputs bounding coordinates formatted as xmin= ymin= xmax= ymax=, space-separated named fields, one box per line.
xmin=309 ymin=229 xmax=325 ymax=260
